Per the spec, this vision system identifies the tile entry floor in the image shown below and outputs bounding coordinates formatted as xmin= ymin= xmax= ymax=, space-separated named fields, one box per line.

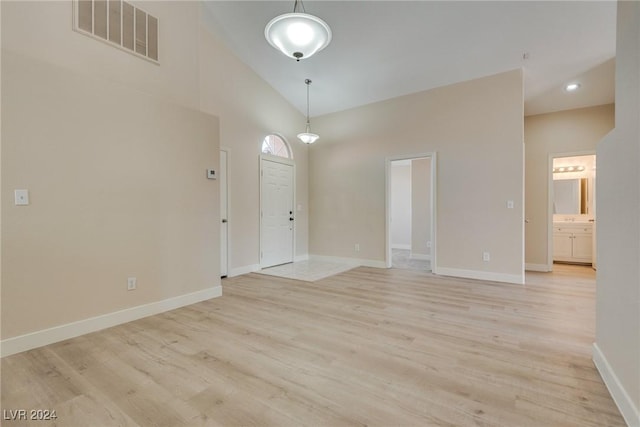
xmin=391 ymin=248 xmax=431 ymax=271
xmin=257 ymin=259 xmax=358 ymax=282
xmin=258 ymin=250 xmax=431 ymax=282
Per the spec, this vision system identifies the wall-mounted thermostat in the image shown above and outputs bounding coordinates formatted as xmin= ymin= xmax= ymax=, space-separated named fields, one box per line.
xmin=207 ymin=169 xmax=217 ymax=180
xmin=15 ymin=189 xmax=29 ymax=206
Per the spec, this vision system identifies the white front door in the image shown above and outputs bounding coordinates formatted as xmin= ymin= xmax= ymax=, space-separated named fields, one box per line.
xmin=260 ymin=157 xmax=294 ymax=268
xmin=220 ymin=150 xmax=228 ymax=277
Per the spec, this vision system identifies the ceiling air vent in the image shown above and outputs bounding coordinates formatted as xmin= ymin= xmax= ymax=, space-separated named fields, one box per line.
xmin=74 ymin=0 xmax=158 ymax=63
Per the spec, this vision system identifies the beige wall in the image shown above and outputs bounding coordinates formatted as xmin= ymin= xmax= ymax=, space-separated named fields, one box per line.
xmin=310 ymin=70 xmax=524 ymax=283
xmin=2 ymin=0 xmax=309 ymax=276
xmin=1 ymin=1 xmax=201 ymax=110
xmin=411 ymin=158 xmax=431 ymax=257
xmin=524 ymin=105 xmax=614 ymax=269
xmin=2 ymin=50 xmax=220 ymax=339
xmin=595 ymin=1 xmax=640 ymax=423
xmin=1 ymin=1 xmax=309 ymax=345
xmin=197 ymin=23 xmax=309 ymax=272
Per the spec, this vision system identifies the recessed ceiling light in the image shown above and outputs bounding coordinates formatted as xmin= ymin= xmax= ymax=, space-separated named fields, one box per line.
xmin=565 ymin=83 xmax=581 ymax=92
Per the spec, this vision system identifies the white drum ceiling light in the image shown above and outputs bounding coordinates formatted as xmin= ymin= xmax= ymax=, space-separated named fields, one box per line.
xmin=265 ymin=0 xmax=332 ymax=61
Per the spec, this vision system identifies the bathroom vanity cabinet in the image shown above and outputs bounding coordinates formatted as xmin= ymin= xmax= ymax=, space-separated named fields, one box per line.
xmin=553 ymin=222 xmax=593 ymax=264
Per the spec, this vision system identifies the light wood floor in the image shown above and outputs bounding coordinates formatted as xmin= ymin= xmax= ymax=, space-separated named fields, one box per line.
xmin=1 ymin=265 xmax=626 ymax=426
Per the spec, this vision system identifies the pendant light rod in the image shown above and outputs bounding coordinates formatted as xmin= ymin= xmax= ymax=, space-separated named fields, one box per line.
xmin=305 ymin=78 xmax=312 ymax=123
xmin=298 ymin=78 xmax=319 ymax=144
xmin=293 ymin=0 xmax=306 ymax=13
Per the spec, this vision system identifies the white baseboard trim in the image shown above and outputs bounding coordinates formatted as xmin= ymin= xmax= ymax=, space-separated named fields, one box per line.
xmin=436 ymin=267 xmax=524 ymax=285
xmin=1 ymin=286 xmax=222 ymax=358
xmin=593 ymin=343 xmax=640 ymax=427
xmin=228 ymin=263 xmax=260 ymax=278
xmin=525 ymin=263 xmax=552 ymax=272
xmin=391 ymin=244 xmax=411 ymax=250
xmin=410 ymin=253 xmax=431 ymax=261
xmin=309 ymin=254 xmax=387 ymax=269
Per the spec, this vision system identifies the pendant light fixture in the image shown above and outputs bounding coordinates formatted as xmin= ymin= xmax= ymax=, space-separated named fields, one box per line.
xmin=265 ymin=0 xmax=332 ymax=61
xmin=297 ymin=79 xmax=319 ymax=144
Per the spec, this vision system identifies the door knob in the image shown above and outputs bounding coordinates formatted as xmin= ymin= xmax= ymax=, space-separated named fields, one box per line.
xmin=222 ymin=219 xmax=228 ymax=223
xmin=289 ymin=217 xmax=294 ymax=221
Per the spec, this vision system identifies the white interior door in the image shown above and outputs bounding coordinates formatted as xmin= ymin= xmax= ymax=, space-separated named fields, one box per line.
xmin=220 ymin=150 xmax=228 ymax=277
xmin=260 ymin=158 xmax=294 ymax=268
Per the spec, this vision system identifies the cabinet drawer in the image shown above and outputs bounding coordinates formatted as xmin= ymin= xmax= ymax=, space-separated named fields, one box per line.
xmin=553 ymin=224 xmax=592 ymax=234
xmin=571 ymin=227 xmax=592 ymax=235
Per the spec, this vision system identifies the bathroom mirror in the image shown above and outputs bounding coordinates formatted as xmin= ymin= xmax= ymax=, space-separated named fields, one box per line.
xmin=553 ymin=178 xmax=588 ymax=215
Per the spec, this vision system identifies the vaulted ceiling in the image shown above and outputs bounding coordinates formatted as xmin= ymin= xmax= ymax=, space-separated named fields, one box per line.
xmin=202 ymin=1 xmax=616 ymax=117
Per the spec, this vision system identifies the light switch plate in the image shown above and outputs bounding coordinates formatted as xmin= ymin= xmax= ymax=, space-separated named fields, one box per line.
xmin=207 ymin=169 xmax=217 ymax=179
xmin=507 ymin=200 xmax=514 ymax=209
xmin=15 ymin=189 xmax=29 ymax=206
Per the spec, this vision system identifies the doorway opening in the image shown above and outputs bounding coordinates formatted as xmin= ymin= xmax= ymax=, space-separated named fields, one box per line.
xmin=549 ymin=152 xmax=596 ymax=270
xmin=386 ymin=154 xmax=436 ymax=272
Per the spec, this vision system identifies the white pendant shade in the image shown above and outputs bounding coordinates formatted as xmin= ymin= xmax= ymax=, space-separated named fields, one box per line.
xmin=265 ymin=13 xmax=332 ymax=61
xmin=297 ymin=130 xmax=319 ymax=144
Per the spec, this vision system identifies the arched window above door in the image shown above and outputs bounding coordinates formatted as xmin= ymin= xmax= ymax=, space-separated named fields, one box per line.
xmin=261 ymin=134 xmax=292 ymax=159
